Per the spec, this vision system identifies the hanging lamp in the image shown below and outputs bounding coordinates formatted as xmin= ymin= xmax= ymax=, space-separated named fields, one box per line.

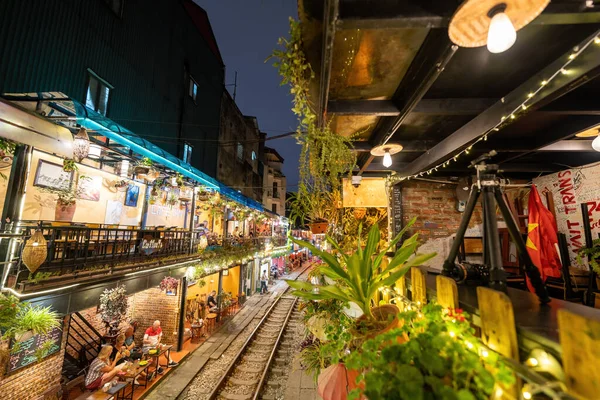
xmin=370 ymin=144 xmax=403 ymax=169
xmin=72 ymin=127 xmax=90 ymax=162
xmin=22 ymin=230 xmax=48 ymax=274
xmin=448 ymin=0 xmax=550 ymax=53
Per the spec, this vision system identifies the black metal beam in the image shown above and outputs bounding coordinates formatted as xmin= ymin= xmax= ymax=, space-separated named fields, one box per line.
xmin=400 ymin=30 xmax=600 ymax=177
xmin=499 ymin=115 xmax=600 ymax=165
xmin=337 ymin=0 xmax=600 ymax=30
xmin=330 ymin=97 xmax=600 ymax=116
xmin=318 ymin=0 xmax=339 ymax=127
xmin=353 ymin=139 xmax=596 ymax=153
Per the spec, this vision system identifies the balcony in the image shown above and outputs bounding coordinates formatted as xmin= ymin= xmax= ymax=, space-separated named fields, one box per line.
xmin=1 ymin=224 xmax=287 ymax=294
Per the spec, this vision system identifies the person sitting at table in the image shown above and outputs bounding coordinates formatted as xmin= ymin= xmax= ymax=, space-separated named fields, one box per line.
xmin=111 ymin=334 xmax=130 ymax=364
xmin=143 ymin=320 xmax=178 ymax=373
xmin=207 ymin=290 xmax=218 ymax=312
xmin=85 ymin=345 xmax=125 ymax=390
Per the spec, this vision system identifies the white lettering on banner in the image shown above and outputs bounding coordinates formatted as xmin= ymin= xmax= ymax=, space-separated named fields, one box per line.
xmin=533 ymin=164 xmax=600 ymax=268
xmin=149 ymin=205 xmax=185 ymax=218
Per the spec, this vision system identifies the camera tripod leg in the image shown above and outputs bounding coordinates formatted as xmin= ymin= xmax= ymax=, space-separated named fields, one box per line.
xmin=482 ymin=188 xmax=506 ymax=291
xmin=443 ymin=185 xmax=480 ymax=276
xmin=494 ymin=188 xmax=550 ymax=303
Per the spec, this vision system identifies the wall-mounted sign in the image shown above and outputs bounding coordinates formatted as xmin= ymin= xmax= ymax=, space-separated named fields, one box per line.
xmin=33 ymin=160 xmax=73 ymax=190
xmin=140 ymin=235 xmax=164 ymax=255
xmin=342 ymin=178 xmax=387 ymax=208
xmin=9 ymin=327 xmax=62 ymax=373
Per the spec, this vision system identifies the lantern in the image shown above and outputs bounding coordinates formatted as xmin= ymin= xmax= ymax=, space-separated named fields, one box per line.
xmin=72 ymin=127 xmax=90 ymax=162
xmin=22 ymin=230 xmax=47 ymax=274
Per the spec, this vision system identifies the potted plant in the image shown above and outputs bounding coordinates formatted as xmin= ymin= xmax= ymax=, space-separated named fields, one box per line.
xmin=577 ymin=238 xmax=600 ymax=288
xmin=287 ymin=218 xmax=435 ymax=336
xmin=134 ymin=157 xmax=154 ymax=175
xmin=0 ymin=293 xmax=61 ymax=343
xmin=345 ymin=303 xmax=515 ymax=400
xmin=62 ymin=158 xmax=78 ymax=173
xmin=40 ymin=176 xmax=90 ymax=222
xmin=160 ymin=276 xmax=179 ymax=295
xmin=99 ymin=285 xmax=128 ymax=335
xmin=167 ymin=192 xmax=179 ymax=207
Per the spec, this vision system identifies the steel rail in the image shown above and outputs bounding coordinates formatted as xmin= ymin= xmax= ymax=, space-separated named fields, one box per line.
xmin=207 ymin=263 xmax=312 ymax=400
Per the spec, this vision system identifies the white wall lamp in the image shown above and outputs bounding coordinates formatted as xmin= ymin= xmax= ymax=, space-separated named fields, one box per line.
xmin=88 ymin=144 xmax=102 ymax=159
xmin=448 ymin=0 xmax=550 ymax=54
xmin=370 ymin=144 xmax=403 ymax=169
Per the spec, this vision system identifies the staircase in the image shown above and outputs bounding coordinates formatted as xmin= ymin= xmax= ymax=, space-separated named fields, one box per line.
xmin=62 ymin=312 xmax=103 ymax=380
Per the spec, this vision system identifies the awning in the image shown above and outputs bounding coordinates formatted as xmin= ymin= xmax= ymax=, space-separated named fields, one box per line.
xmin=0 ymin=98 xmax=73 ymax=158
xmin=1 ymin=92 xmax=265 ymax=212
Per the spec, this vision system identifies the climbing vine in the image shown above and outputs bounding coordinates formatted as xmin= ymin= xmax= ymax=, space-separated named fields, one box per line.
xmin=269 ymin=18 xmax=355 ymax=223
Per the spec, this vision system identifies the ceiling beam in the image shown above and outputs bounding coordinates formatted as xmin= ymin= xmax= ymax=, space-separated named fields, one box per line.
xmin=357 ymin=30 xmax=456 ymax=174
xmin=498 ymin=115 xmax=600 ymax=165
xmin=399 ymin=30 xmax=600 ymax=177
xmin=353 ymin=139 xmax=596 ymax=153
xmin=318 ymin=0 xmax=339 ymax=127
xmin=337 ymin=1 xmax=600 ymax=30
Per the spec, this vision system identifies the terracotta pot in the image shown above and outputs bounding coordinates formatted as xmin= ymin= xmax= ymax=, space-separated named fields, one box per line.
xmin=55 ymin=201 xmax=76 ymax=222
xmin=354 ymin=304 xmax=401 ymax=339
xmin=309 ymin=222 xmax=328 ymax=234
xmin=318 ymin=363 xmax=360 ymax=400
xmin=134 ymin=166 xmax=150 ymax=175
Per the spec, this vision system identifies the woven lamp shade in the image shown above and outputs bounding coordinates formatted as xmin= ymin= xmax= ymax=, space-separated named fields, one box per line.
xmin=22 ymin=230 xmax=47 ymax=274
xmin=448 ymin=0 xmax=550 ymax=48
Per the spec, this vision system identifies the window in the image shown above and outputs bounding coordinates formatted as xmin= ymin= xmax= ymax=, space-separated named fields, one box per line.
xmin=183 ymin=142 xmax=193 ymax=164
xmin=102 ymin=0 xmax=124 ymax=17
xmin=189 ymin=77 xmax=198 ymax=102
xmin=86 ymin=72 xmax=112 ymax=116
xmin=251 ymin=151 xmax=257 ymax=161
xmin=273 ymin=182 xmax=279 ymax=198
xmin=272 ymin=204 xmax=277 ymax=214
xmin=236 ymin=143 xmax=243 ymax=160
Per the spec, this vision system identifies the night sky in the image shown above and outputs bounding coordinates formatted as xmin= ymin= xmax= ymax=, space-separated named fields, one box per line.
xmin=194 ymin=0 xmax=300 ymax=191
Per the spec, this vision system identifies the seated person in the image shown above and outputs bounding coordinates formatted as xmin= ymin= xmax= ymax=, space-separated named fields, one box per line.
xmin=85 ymin=345 xmax=125 ymax=390
xmin=111 ymin=334 xmax=130 ymax=364
xmin=207 ymin=290 xmax=218 ymax=312
xmin=143 ymin=320 xmax=179 ymax=373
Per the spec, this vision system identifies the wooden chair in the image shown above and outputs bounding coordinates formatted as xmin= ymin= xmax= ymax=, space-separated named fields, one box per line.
xmin=545 ymin=233 xmax=589 ymax=302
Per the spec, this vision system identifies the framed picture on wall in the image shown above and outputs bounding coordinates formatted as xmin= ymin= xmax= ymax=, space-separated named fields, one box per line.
xmin=33 ymin=160 xmax=73 ymax=190
xmin=125 ymin=184 xmax=140 ymax=207
xmin=77 ymin=175 xmax=102 ymax=201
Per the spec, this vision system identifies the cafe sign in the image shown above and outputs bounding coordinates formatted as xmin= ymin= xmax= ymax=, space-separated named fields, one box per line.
xmin=140 ymin=235 xmax=164 ymax=255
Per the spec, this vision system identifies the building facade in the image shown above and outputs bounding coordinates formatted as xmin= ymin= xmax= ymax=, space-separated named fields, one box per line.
xmin=0 ymin=0 xmax=224 ymax=177
xmin=217 ymin=91 xmax=263 ymax=202
xmin=263 ymin=147 xmax=286 ymax=215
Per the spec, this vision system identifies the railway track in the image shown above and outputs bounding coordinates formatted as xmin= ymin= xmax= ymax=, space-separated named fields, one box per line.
xmin=207 ymin=266 xmax=311 ymax=400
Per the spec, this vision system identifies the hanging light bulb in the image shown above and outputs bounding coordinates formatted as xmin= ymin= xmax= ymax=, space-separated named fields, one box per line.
xmin=592 ymin=134 xmax=600 ymax=152
xmin=382 ymin=150 xmax=392 ymax=168
xmin=487 ymin=5 xmax=517 ymax=54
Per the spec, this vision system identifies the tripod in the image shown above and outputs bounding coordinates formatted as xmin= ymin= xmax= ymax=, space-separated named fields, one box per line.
xmin=441 ymin=151 xmax=551 ymax=304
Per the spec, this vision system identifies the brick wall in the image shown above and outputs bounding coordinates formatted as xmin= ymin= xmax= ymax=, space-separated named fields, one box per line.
xmin=0 ymin=318 xmax=68 ymax=400
xmin=130 ymin=287 xmax=181 ymax=346
xmin=401 ymin=181 xmax=484 ymax=270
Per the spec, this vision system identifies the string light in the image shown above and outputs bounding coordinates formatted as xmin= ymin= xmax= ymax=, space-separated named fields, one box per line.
xmin=391 ymin=33 xmax=599 ymax=183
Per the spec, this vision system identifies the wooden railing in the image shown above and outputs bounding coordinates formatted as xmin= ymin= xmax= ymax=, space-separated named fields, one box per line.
xmin=397 ymin=267 xmax=600 ymax=400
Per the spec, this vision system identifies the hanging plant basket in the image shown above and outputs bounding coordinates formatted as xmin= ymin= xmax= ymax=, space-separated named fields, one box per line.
xmin=14 ymin=329 xmax=35 ymax=343
xmin=353 ymin=304 xmax=401 ymax=339
xmin=22 ymin=230 xmax=48 ymax=274
xmin=309 ymin=221 xmax=328 ymax=235
xmin=134 ymin=165 xmax=150 ymax=175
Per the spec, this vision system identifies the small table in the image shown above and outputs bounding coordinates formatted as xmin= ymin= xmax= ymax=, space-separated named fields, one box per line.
xmin=191 ymin=323 xmax=204 ymax=343
xmin=146 ymin=345 xmax=173 ymax=373
xmin=206 ymin=313 xmax=218 ymax=333
xmin=120 ymin=362 xmax=151 ymax=390
xmin=75 ymin=382 xmax=128 ymax=400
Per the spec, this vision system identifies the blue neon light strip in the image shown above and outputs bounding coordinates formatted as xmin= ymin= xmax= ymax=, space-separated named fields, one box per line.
xmin=69 ymin=101 xmax=264 ymax=211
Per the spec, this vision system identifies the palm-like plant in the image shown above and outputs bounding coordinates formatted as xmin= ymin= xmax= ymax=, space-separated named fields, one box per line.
xmin=286 ymin=217 xmax=435 ymax=320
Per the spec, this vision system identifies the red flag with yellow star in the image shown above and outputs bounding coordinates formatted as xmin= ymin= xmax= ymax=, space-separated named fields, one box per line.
xmin=526 ymin=185 xmax=562 ymax=291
